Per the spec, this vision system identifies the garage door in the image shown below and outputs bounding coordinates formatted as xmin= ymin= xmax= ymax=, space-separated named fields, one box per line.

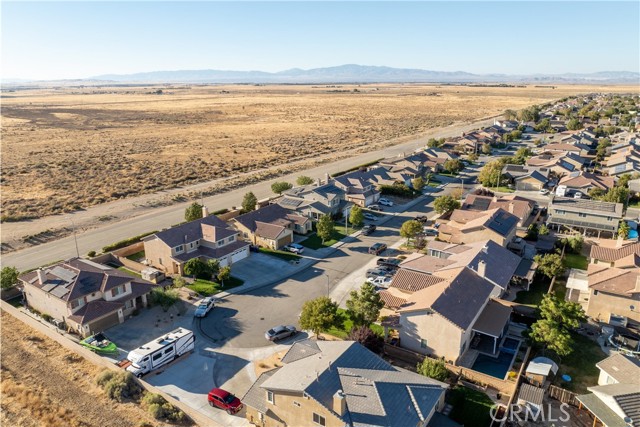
xmin=88 ymin=310 xmax=121 ymax=334
xmin=276 ymin=234 xmax=293 ymax=249
xmin=231 ymin=247 xmax=249 ymax=264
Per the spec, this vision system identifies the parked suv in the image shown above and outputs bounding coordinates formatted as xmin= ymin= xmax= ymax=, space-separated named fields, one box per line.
xmin=362 ymin=224 xmax=376 ymax=235
xmin=368 ymin=242 xmax=387 ymax=255
xmin=376 ymin=257 xmax=401 ymax=268
xmin=283 ymin=243 xmax=304 ymax=254
xmin=208 ymin=388 xmax=243 ymax=415
xmin=378 ymin=198 xmax=394 ymax=207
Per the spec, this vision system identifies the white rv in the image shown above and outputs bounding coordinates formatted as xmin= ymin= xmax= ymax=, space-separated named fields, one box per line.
xmin=555 ymin=185 xmax=567 ymax=197
xmin=126 ymin=328 xmax=195 ymax=377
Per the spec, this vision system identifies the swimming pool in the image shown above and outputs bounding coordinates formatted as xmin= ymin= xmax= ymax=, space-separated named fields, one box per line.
xmin=501 ymin=337 xmax=521 ymax=354
xmin=471 ymin=351 xmax=515 ymax=379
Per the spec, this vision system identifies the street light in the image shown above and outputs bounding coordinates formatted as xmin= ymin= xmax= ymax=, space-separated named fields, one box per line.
xmin=67 ymin=217 xmax=80 ymax=258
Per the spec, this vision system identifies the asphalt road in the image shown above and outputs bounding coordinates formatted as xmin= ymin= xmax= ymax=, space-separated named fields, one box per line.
xmin=2 ymin=117 xmax=496 ymax=271
xmin=196 ymin=197 xmax=438 ymax=349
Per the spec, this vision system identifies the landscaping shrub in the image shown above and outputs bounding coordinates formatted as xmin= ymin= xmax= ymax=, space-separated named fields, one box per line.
xmin=96 ymin=370 xmax=142 ymax=402
xmin=417 ymin=357 xmax=449 ymax=382
xmin=149 ymin=288 xmax=180 ymax=311
xmin=142 ymin=392 xmax=185 ymax=422
xmin=211 ymin=208 xmax=229 ymax=216
xmin=87 ymin=250 xmax=97 ymax=258
xmin=379 ymin=183 xmax=415 ymax=197
xmin=102 ymin=231 xmax=158 ymax=253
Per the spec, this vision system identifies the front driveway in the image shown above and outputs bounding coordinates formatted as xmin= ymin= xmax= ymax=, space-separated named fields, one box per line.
xmin=231 ymin=252 xmax=300 ymax=287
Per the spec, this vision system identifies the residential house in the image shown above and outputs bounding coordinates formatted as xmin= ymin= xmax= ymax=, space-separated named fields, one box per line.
xmin=502 ymin=164 xmax=550 ymax=191
xmin=241 ymin=340 xmax=449 ymax=427
xmin=461 ymin=194 xmax=536 ymax=228
xmin=423 ymin=147 xmax=459 ymax=160
xmin=576 ymin=354 xmax=640 ymax=427
xmin=143 ymin=216 xmax=250 ymax=275
xmin=547 ymin=197 xmax=623 ymax=238
xmin=279 ymin=181 xmax=348 ymax=220
xmin=494 ymin=119 xmax=519 ymax=131
xmin=437 ymin=208 xmax=518 ymax=247
xmin=559 ymin=172 xmax=616 ymax=195
xmin=333 ymin=169 xmax=382 ymax=207
xmin=590 ymin=240 xmax=640 ymax=267
xmin=527 ymin=153 xmax=585 ymax=177
xmin=234 ymin=204 xmax=311 ymax=250
xmin=605 ymin=147 xmax=640 ymax=176
xmin=19 ymin=258 xmax=156 ymax=337
xmin=542 ymin=142 xmax=591 ymax=157
xmin=379 ymin=152 xmax=431 ymax=181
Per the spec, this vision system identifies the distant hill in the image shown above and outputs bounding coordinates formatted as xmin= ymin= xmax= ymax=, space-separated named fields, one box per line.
xmin=11 ymin=65 xmax=640 ymax=85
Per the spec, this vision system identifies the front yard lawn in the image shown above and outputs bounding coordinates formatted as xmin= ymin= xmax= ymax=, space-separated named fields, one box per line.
xmin=554 ymin=333 xmax=606 ymax=393
xmin=300 ymin=229 xmax=348 ymax=249
xmin=186 ymin=276 xmax=244 ymax=296
xmin=259 ymin=247 xmax=301 ymax=261
xmin=325 ymin=308 xmax=384 ymax=339
xmin=491 ymin=186 xmax=515 ymax=193
xmin=564 ymin=253 xmax=588 ymax=270
xmin=447 ymin=386 xmax=494 ymax=427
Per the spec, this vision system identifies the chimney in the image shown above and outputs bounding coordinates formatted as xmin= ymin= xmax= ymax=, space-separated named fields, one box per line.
xmin=37 ymin=269 xmax=44 ymax=285
xmin=324 ymin=173 xmax=331 ymax=185
xmin=477 ymin=260 xmax=487 ymax=277
xmin=617 ymin=235 xmax=625 ymax=248
xmin=508 ymin=203 xmax=514 ymax=214
xmin=202 ymin=205 xmax=209 ymax=218
xmin=333 ymin=390 xmax=346 ymax=417
xmin=316 ymin=177 xmax=321 ymax=187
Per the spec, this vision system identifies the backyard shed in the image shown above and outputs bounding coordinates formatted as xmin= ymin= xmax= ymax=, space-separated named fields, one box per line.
xmin=516 ymin=383 xmax=545 ymax=417
xmin=525 ymin=357 xmax=559 ymax=387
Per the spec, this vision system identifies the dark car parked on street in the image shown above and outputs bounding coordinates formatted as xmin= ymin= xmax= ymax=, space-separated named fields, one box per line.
xmin=376 ymin=257 xmax=402 ymax=268
xmin=368 ymin=242 xmax=387 ymax=255
xmin=362 ymin=224 xmax=376 ymax=235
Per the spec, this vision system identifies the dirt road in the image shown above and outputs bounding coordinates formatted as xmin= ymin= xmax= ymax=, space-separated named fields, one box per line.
xmin=1 ymin=116 xmax=494 ymax=271
xmin=0 ymin=311 xmax=157 ymax=427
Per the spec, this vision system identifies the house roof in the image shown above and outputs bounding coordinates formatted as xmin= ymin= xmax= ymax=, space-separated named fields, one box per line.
xmin=255 ymin=340 xmax=447 ymax=427
xmin=254 ymin=221 xmax=288 ymax=240
xmin=550 ymin=196 xmax=623 ymax=217
xmin=587 ymin=264 xmax=640 ymax=296
xmin=388 ymin=269 xmax=446 ymax=293
xmin=149 ymin=215 xmax=235 ymax=248
xmin=399 ymin=268 xmax=495 ymax=330
xmin=171 ymin=240 xmax=249 ymax=263
xmin=462 ymin=194 xmax=535 ymax=225
xmin=235 ymin=204 xmax=308 ymax=236
xmin=440 ymin=208 xmax=518 ymax=240
xmin=587 ymin=383 xmax=640 ymax=426
xmin=590 ymin=241 xmax=640 ymax=263
xmin=19 ymin=258 xmax=153 ymax=303
xmin=559 ymin=172 xmax=615 ymax=191
xmin=576 ymin=392 xmax=632 ymax=427
xmin=67 ymin=300 xmax=124 ymax=325
xmin=502 ymin=164 xmax=550 ymax=180
xmin=596 ymin=353 xmax=640 ymax=385
xmin=471 ymin=299 xmax=512 ymax=338
xmin=517 ymin=384 xmax=545 ymax=406
xmin=377 ymin=290 xmax=407 ymax=309
xmin=399 ymin=256 xmax=456 ymax=274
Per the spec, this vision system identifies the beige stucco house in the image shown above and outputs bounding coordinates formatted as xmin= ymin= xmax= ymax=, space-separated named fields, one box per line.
xmin=437 ymin=207 xmax=518 ymax=247
xmin=234 ymin=204 xmax=311 ymax=250
xmin=241 ymin=340 xmax=449 ymax=427
xmin=19 ymin=258 xmax=156 ymax=337
xmin=143 ymin=216 xmax=249 ymax=275
xmin=547 ymin=197 xmax=623 ymax=238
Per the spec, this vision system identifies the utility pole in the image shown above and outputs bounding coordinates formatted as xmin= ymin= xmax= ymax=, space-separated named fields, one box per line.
xmin=68 ymin=217 xmax=80 ymax=258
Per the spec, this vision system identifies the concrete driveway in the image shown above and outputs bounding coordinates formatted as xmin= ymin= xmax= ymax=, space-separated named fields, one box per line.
xmin=231 ymin=253 xmax=300 ymax=287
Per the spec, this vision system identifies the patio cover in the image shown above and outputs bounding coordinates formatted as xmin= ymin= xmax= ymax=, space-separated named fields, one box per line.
xmin=514 ymin=258 xmax=537 ymax=282
xmin=576 ymin=393 xmax=630 ymax=427
xmin=472 ymin=300 xmax=512 ymax=338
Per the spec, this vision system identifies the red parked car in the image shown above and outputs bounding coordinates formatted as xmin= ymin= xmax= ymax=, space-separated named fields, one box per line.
xmin=208 ymin=388 xmax=243 ymax=414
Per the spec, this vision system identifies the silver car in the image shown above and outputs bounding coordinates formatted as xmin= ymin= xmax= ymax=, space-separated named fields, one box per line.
xmin=194 ymin=297 xmax=215 ymax=318
xmin=265 ymin=325 xmax=297 ymax=341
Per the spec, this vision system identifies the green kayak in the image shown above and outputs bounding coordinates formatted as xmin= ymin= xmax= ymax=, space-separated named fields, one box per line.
xmin=80 ymin=333 xmax=118 ymax=354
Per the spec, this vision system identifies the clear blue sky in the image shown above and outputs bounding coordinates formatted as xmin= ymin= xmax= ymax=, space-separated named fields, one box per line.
xmin=3 ymin=1 xmax=639 ymax=80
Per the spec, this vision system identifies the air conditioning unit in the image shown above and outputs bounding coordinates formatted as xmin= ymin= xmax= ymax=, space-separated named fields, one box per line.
xmin=609 ymin=314 xmax=628 ymax=328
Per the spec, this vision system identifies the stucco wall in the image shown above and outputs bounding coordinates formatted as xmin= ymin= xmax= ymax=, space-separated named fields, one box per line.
xmin=399 ymin=311 xmax=463 ymax=363
xmin=246 ymin=390 xmax=343 ymax=427
xmin=23 ymin=283 xmax=69 ymax=323
xmin=143 ymin=237 xmax=173 ymax=273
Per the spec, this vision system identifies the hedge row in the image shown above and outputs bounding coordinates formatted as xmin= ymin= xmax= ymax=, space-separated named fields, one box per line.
xmin=102 ymin=230 xmax=158 ymax=253
xmin=330 ymin=159 xmax=383 ymax=178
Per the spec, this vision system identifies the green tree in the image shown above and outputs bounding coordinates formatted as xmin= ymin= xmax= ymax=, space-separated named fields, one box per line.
xmin=533 ymin=253 xmax=565 ymax=279
xmin=567 ymin=118 xmax=583 ymax=131
xmin=412 ymin=176 xmax=425 ymax=192
xmin=349 ymin=205 xmax=364 ymax=227
xmin=271 ymin=181 xmax=293 ymax=195
xmin=513 ymin=147 xmax=532 ymax=164
xmin=172 ymin=276 xmax=186 ymax=288
xmin=416 ymin=358 xmax=449 ymax=382
xmin=206 ymin=259 xmax=220 ymax=277
xmin=400 ymin=219 xmax=424 ymax=244
xmin=601 ymin=186 xmax=629 ymax=205
xmin=346 ymin=282 xmax=384 ymax=327
xmin=478 ymin=159 xmax=504 ymax=187
xmin=296 ymin=175 xmax=314 ymax=186
xmin=467 ymin=153 xmax=479 ymax=162
xmin=618 ymin=221 xmax=631 ymax=239
xmin=347 ymin=326 xmax=383 ymax=354
xmin=1 ymin=266 xmax=19 ymax=290
xmin=481 ymin=144 xmax=492 ymax=155
xmin=217 ymin=266 xmax=231 ymax=287
xmin=242 ymin=192 xmax=258 ymax=212
xmin=538 ymin=224 xmax=550 ymax=236
xmin=183 ymin=258 xmax=209 ymax=279
xmin=567 ymin=234 xmax=583 ymax=254
xmin=588 ymin=188 xmax=605 ymax=199
xmin=427 ymin=138 xmax=441 ymax=148
xmin=316 ymin=214 xmax=335 ymax=243
xmin=444 ymin=159 xmax=464 ymax=174
xmin=525 ymin=223 xmax=539 ymax=241
xmin=529 ymin=294 xmax=586 ymax=356
xmin=184 ymin=202 xmax=203 ymax=222
xmin=299 ymin=296 xmax=339 ymax=338
xmin=616 ymin=172 xmax=640 ymax=189
xmin=433 ymin=195 xmax=461 ymax=215
xmin=596 ymin=138 xmax=611 ymax=161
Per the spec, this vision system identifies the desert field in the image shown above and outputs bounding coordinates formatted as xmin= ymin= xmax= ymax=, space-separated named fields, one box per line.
xmin=0 ymin=311 xmax=160 ymax=427
xmin=2 ymin=83 xmax=637 ymax=220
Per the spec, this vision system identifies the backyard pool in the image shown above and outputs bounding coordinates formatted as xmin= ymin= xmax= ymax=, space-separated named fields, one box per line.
xmin=502 ymin=337 xmax=521 ymax=354
xmin=471 ymin=351 xmax=515 ymax=379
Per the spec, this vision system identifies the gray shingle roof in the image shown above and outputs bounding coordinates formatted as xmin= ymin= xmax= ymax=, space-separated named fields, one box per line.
xmin=150 ymin=215 xmax=234 ymax=247
xmin=550 ymin=196 xmax=623 ymax=216
xmin=596 ymin=353 xmax=640 ymax=385
xmin=241 ymin=368 xmax=280 ymax=415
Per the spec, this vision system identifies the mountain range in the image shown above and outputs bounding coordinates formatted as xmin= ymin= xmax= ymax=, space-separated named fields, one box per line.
xmin=91 ymin=65 xmax=639 ymax=84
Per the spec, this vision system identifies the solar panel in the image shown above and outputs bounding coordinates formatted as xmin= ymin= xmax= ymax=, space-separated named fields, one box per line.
xmin=50 ymin=286 xmax=70 ymax=298
xmin=41 ymin=283 xmax=57 ymax=292
xmin=50 ymin=266 xmax=77 ymax=283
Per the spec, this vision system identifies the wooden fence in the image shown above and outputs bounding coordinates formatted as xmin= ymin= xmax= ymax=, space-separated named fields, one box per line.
xmin=548 ymin=384 xmax=580 ymax=407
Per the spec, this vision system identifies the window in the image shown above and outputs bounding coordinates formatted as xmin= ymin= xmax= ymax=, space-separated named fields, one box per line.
xmin=607 ymin=217 xmax=612 ymax=221
xmin=71 ymin=298 xmax=85 ymax=309
xmin=266 ymin=391 xmax=274 ymax=404
xmin=228 ymin=235 xmax=235 ymax=242
xmin=112 ymin=286 xmax=123 ymax=297
xmin=164 ymin=347 xmax=174 ymax=355
xmin=293 ymin=401 xmax=301 ymax=408
xmin=124 ymin=300 xmax=133 ymax=309
xmin=578 ymin=213 xmax=587 ymax=218
xmin=420 ymin=339 xmax=428 ymax=349
xmin=594 ymin=290 xmax=599 ymax=295
xmin=152 ymin=352 xmax=163 ymax=361
xmin=217 ymin=240 xmax=225 ymax=246
xmin=556 ymin=210 xmax=566 ymax=215
xmin=175 ymin=245 xmax=184 ymax=253
xmin=189 ymin=242 xmax=194 ymax=249
xmin=313 ymin=413 xmax=326 ymax=426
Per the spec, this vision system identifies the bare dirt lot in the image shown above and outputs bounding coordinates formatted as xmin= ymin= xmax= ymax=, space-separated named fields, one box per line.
xmin=2 ymin=83 xmax=636 ymax=221
xmin=0 ymin=311 xmax=158 ymax=427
